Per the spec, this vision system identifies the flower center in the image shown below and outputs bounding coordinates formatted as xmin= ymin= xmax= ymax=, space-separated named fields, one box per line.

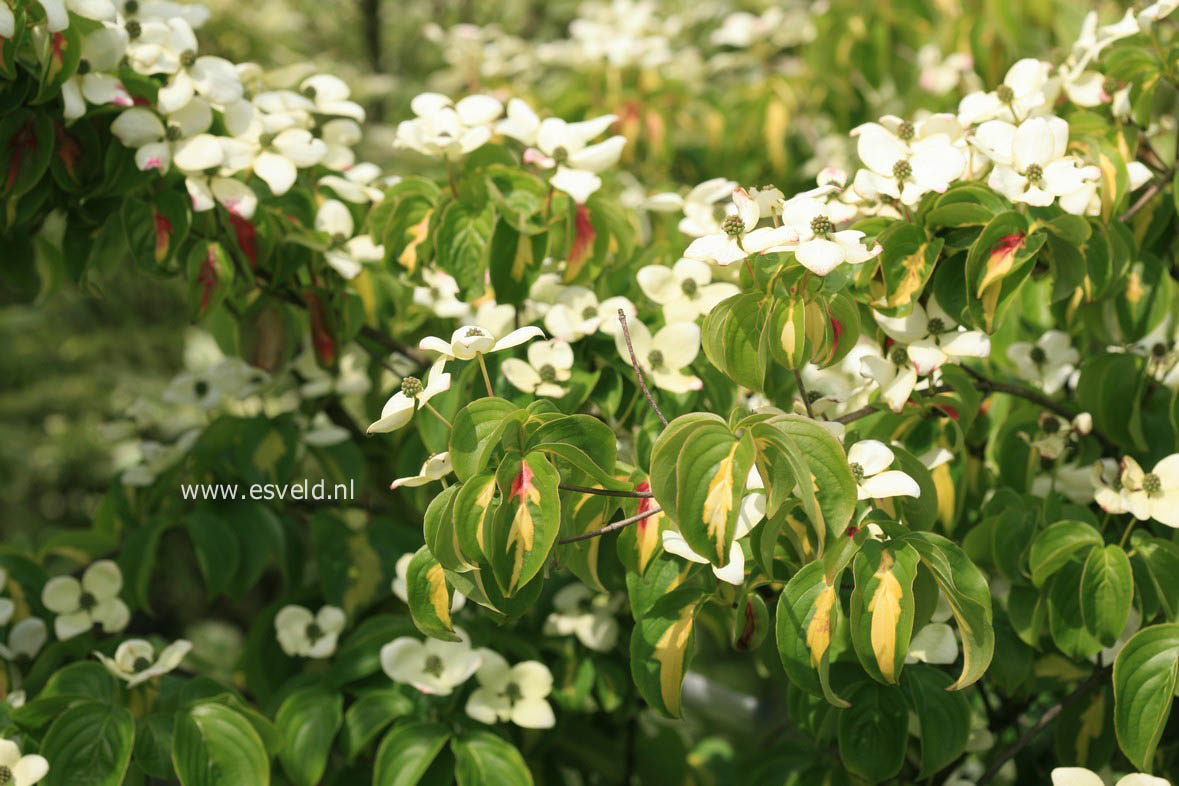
xmin=538 ymin=364 xmax=557 ymax=382
xmin=1143 ymin=473 xmax=1162 ymax=496
xmin=125 ymin=20 xmax=142 ymax=38
xmin=680 ymin=278 xmax=698 ymax=296
xmin=166 ymin=124 xmax=184 ymax=141
xmin=1151 ymin=342 xmax=1168 ymax=358
xmin=77 ymin=59 xmax=91 ymax=75
xmin=721 ymin=214 xmax=745 ymax=236
xmin=849 ymin=462 xmax=865 ymax=483
xmin=331 ymin=232 xmax=347 ymax=246
xmin=0 ymin=765 xmax=12 ymax=783
xmin=897 ymin=121 xmax=915 ymax=142
xmin=581 ymin=305 xmax=598 ymax=320
xmin=465 ymin=327 xmax=486 ymax=338
xmin=890 ymin=346 xmax=909 ymax=365
xmin=1102 ymin=76 xmax=1120 ymax=95
xmin=133 ymin=656 xmax=153 ymax=672
xmin=806 ymin=390 xmax=823 ymax=403
xmin=79 ymin=591 xmax=98 ymax=611
xmin=504 ymin=681 xmax=522 ymax=702
xmin=1042 ymin=418 xmax=1061 ymax=434
xmin=194 ymin=380 xmax=209 ymax=397
xmin=1029 ymin=346 xmax=1047 ymax=365
xmin=424 ymin=654 xmax=444 ymax=677
xmin=400 ymin=376 xmax=423 ymax=397
xmin=259 ymin=132 xmax=276 ymax=147
xmin=180 ymin=50 xmax=197 ymax=68
xmin=647 ymin=350 xmax=664 ymax=369
xmin=926 ymin=317 xmax=945 ymax=334
xmin=892 ymin=159 xmax=912 ymax=181
xmin=305 ymin=622 xmax=323 ymax=641
xmin=996 ymin=84 xmax=1015 ymax=103
xmin=809 ymin=215 xmax=834 ymax=236
xmin=552 ymin=146 xmax=569 ymax=164
xmin=1024 ymin=163 xmax=1043 ymax=184
xmin=302 ymin=85 xmax=317 ymax=99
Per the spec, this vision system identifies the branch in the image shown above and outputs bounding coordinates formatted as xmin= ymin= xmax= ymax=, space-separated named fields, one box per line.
xmin=558 ymin=483 xmax=653 ymax=498
xmin=1118 ymin=174 xmax=1168 ymax=222
xmin=794 ymin=368 xmax=815 ymax=418
xmin=557 ymin=506 xmax=662 ymax=544
xmin=617 ymin=309 xmax=668 ymax=427
xmin=977 ymin=664 xmax=1109 ymax=785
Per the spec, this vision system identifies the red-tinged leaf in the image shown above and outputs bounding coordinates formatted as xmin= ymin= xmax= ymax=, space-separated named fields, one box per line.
xmin=229 ymin=213 xmax=258 ymax=267
xmin=306 ymin=291 xmax=336 ymax=366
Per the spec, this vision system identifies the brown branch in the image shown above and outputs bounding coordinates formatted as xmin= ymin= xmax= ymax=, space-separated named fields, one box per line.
xmin=977 ymin=665 xmax=1109 ymax=785
xmin=557 ymin=506 xmax=662 ymax=544
xmin=794 ymin=368 xmax=815 ymax=418
xmin=617 ymin=309 xmax=668 ymax=427
xmin=1118 ymin=175 xmax=1168 ymax=222
xmin=558 ymin=483 xmax=653 ymax=498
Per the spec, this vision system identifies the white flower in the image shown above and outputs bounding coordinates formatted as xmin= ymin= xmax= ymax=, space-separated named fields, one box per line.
xmin=851 ymin=116 xmax=967 ymax=206
xmin=156 ymin=46 xmax=241 ymax=115
xmin=41 ymin=560 xmax=130 ymax=640
xmin=465 ymin=649 xmax=555 ymax=729
xmin=676 ymin=177 xmax=738 ymax=237
xmin=366 ymin=359 xmax=452 ymax=434
xmin=543 ymin=287 xmax=635 ymax=342
xmin=502 ymin=339 xmax=574 ymax=398
xmin=419 ymin=325 xmax=545 ymax=361
xmin=957 ymin=58 xmax=1056 ymax=125
xmin=95 ymin=638 xmax=192 ymax=687
xmin=314 ymin=199 xmax=384 ymax=280
xmin=380 ymin=629 xmax=482 ymax=695
xmin=413 ymin=269 xmax=473 ymax=320
xmin=0 ymin=618 xmax=48 ymax=661
xmin=390 ymin=452 xmax=453 ymax=490
xmin=1022 ymin=412 xmax=1090 ymax=460
xmin=543 ymin=584 xmax=619 ymax=652
xmin=38 ymin=0 xmax=115 ymax=31
xmin=274 ymin=605 xmax=345 ymax=658
xmin=502 ymin=101 xmax=626 ymax=204
xmin=391 ymin=553 xmax=465 ymax=613
xmin=846 ymin=440 xmax=921 ymax=500
xmin=0 ymin=738 xmax=48 ymax=786
xmin=299 ymin=74 xmax=366 ymax=121
xmin=637 ymin=259 xmax=739 ymax=322
xmin=62 ymin=25 xmax=132 ymax=121
xmin=873 ymin=299 xmax=991 ymax=373
xmin=1138 ymin=0 xmax=1178 ymax=26
xmin=661 ymin=478 xmax=766 ymax=585
xmin=1007 ymin=330 xmax=1079 ymax=394
xmin=1052 ymin=768 xmax=1171 ymax=786
xmin=1119 ymin=454 xmax=1179 ymax=528
xmin=318 ymin=161 xmax=386 ymax=202
xmin=472 ymin=301 xmax=518 ymax=340
xmin=613 ymin=320 xmax=702 ymax=394
xmin=110 ymin=99 xmax=217 ymax=173
xmin=917 ymin=45 xmax=976 ymax=96
xmin=778 ymin=188 xmax=880 ymax=274
xmin=1093 ymin=458 xmax=1130 ymax=515
xmin=223 ymin=103 xmax=327 ymax=196
xmin=972 ymin=116 xmax=1100 ymax=213
xmin=684 ymin=188 xmax=798 ymax=266
xmin=396 ymin=92 xmax=501 ymax=160
xmin=1033 ymin=460 xmax=1098 ymax=505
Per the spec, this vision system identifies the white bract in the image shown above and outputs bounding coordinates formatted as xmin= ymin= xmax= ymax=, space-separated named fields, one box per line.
xmin=396 ymin=92 xmax=502 ymax=160
xmin=544 ymin=584 xmax=620 ymax=652
xmin=380 ymin=629 xmax=481 ymax=695
xmin=366 ymin=360 xmax=452 ymax=434
xmin=420 ymin=325 xmax=545 ymax=362
xmin=872 ymin=300 xmax=991 ymax=373
xmin=543 ymin=287 xmax=635 ymax=342
xmin=314 ymin=199 xmax=385 ymax=280
xmin=274 ymin=604 xmax=345 ymax=658
xmin=0 ymin=738 xmax=48 ymax=786
xmin=502 ymin=339 xmax=574 ymax=397
xmin=778 ymin=187 xmax=879 ymax=275
xmin=299 ymin=74 xmax=366 ymax=121
xmin=846 ymin=440 xmax=921 ymax=500
xmin=390 ymin=452 xmax=454 ymax=489
xmin=1052 ymin=769 xmax=1170 ymax=786
xmin=637 ymin=258 xmax=738 ymax=322
xmin=957 ymin=58 xmax=1056 ymax=125
xmin=41 ymin=560 xmax=130 ymax=640
xmin=1007 ymin=330 xmax=1079 ymax=394
xmin=110 ymin=99 xmax=217 ymax=173
xmin=972 ymin=116 xmax=1100 ymax=213
xmin=413 ymin=269 xmax=473 ymax=320
xmin=683 ymin=188 xmax=797 ymax=266
xmin=465 ymin=649 xmax=556 ymax=729
xmin=95 ymin=638 xmax=192 ymax=686
xmin=675 ymin=177 xmax=738 ymax=237
xmin=661 ymin=475 xmax=766 ymax=584
xmin=613 ymin=320 xmax=702 ymax=393
xmin=851 ymin=115 xmax=967 ymax=206
xmin=62 ymin=25 xmax=132 ymax=121
xmin=39 ymin=0 xmax=115 ymax=31
xmin=0 ymin=618 xmax=48 ymax=661
xmin=1118 ymin=454 xmax=1179 ymax=527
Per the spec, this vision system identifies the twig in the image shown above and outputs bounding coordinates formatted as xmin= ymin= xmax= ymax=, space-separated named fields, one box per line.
xmin=794 ymin=368 xmax=815 ymax=418
xmin=1118 ymin=175 xmax=1167 ymax=222
xmin=977 ymin=664 xmax=1109 ymax=785
xmin=832 ymin=385 xmax=954 ymax=424
xmin=557 ymin=506 xmax=662 ymax=544
xmin=558 ymin=483 xmax=653 ymax=498
xmin=617 ymin=309 xmax=668 ymax=427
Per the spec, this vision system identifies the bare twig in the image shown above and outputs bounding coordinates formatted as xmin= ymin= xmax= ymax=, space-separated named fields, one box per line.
xmin=794 ymin=368 xmax=815 ymax=418
xmin=557 ymin=506 xmax=662 ymax=544
xmin=977 ymin=664 xmax=1109 ymax=785
xmin=558 ymin=483 xmax=653 ymax=498
xmin=1118 ymin=176 xmax=1167 ymax=222
xmin=617 ymin=309 xmax=668 ymax=427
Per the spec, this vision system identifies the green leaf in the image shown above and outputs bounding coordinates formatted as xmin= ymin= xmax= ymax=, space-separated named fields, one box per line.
xmin=649 ymin=413 xmax=755 ymax=567
xmin=1076 ymin=353 xmax=1149 ymax=451
xmin=701 ymin=292 xmax=769 ymax=390
xmin=276 ymin=688 xmax=343 ymax=786
xmin=435 ymin=202 xmax=493 ymax=296
xmin=1080 ymin=545 xmax=1134 ymax=647
xmin=1029 ymin=520 xmax=1103 ymax=587
xmin=405 ymin=545 xmax=460 ymax=641
xmin=1048 ymin=557 xmax=1103 ymax=660
xmin=963 ymin=212 xmax=1041 ymax=331
xmin=630 ymin=587 xmax=704 ymax=718
xmin=373 ymin=721 xmax=451 ymax=786
xmin=775 ymin=560 xmax=848 ymax=707
xmin=485 ymin=452 xmax=561 ymax=595
xmin=901 ymin=666 xmax=971 ymax=778
xmin=850 ymin=540 xmax=920 ymax=684
xmin=837 ymin=681 xmax=908 ymax=784
xmin=449 ymin=398 xmax=520 ymax=481
xmin=42 ymin=701 xmax=134 ymax=786
xmin=452 ymin=474 xmax=498 ymax=565
xmin=1113 ymin=623 xmax=1179 ymax=772
xmin=172 ymin=702 xmax=270 ymax=786
xmin=341 ymin=688 xmax=414 ymax=760
xmin=1136 ymin=537 xmax=1179 ymax=621
xmin=451 ymin=730 xmax=535 ymax=785
xmin=489 ymin=220 xmax=547 ymax=305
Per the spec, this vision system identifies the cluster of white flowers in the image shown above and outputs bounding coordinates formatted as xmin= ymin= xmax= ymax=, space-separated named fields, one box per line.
xmin=1094 ymin=454 xmax=1179 ymax=528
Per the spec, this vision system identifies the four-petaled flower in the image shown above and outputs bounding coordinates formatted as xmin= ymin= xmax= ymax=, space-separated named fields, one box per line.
xmin=543 ymin=583 xmax=620 ymax=652
xmin=502 ymin=339 xmax=575 ymax=397
xmin=380 ymin=629 xmax=482 ymax=695
xmin=683 ymin=188 xmax=798 ymax=266
xmin=42 ymin=560 xmax=131 ymax=641
xmin=613 ymin=320 xmax=703 ymax=393
xmin=275 ymin=604 xmax=346 ymax=658
xmin=95 ymin=638 xmax=192 ymax=686
xmin=846 ymin=440 xmax=921 ymax=500
xmin=464 ymin=649 xmax=556 ymax=729
xmin=636 ymin=258 xmax=739 ymax=322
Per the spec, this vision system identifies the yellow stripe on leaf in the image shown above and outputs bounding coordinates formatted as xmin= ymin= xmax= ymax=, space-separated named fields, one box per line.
xmin=654 ymin=602 xmax=696 ymax=716
xmin=806 ymin=583 xmax=836 ymax=667
xmin=702 ymin=443 xmax=740 ymax=562
xmin=867 ymin=550 xmax=904 ymax=682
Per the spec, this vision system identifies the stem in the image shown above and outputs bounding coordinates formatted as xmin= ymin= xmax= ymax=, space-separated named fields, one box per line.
xmin=423 ymin=401 xmax=452 ymax=429
xmin=794 ymin=368 xmax=815 ymax=418
xmin=476 ymin=353 xmax=494 ymax=396
xmin=1118 ymin=517 xmax=1136 ymax=548
xmin=1119 ymin=176 xmax=1167 ymax=222
xmin=557 ymin=506 xmax=663 ymax=544
xmin=617 ymin=309 xmax=668 ymax=427
xmin=558 ymin=483 xmax=653 ymax=498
